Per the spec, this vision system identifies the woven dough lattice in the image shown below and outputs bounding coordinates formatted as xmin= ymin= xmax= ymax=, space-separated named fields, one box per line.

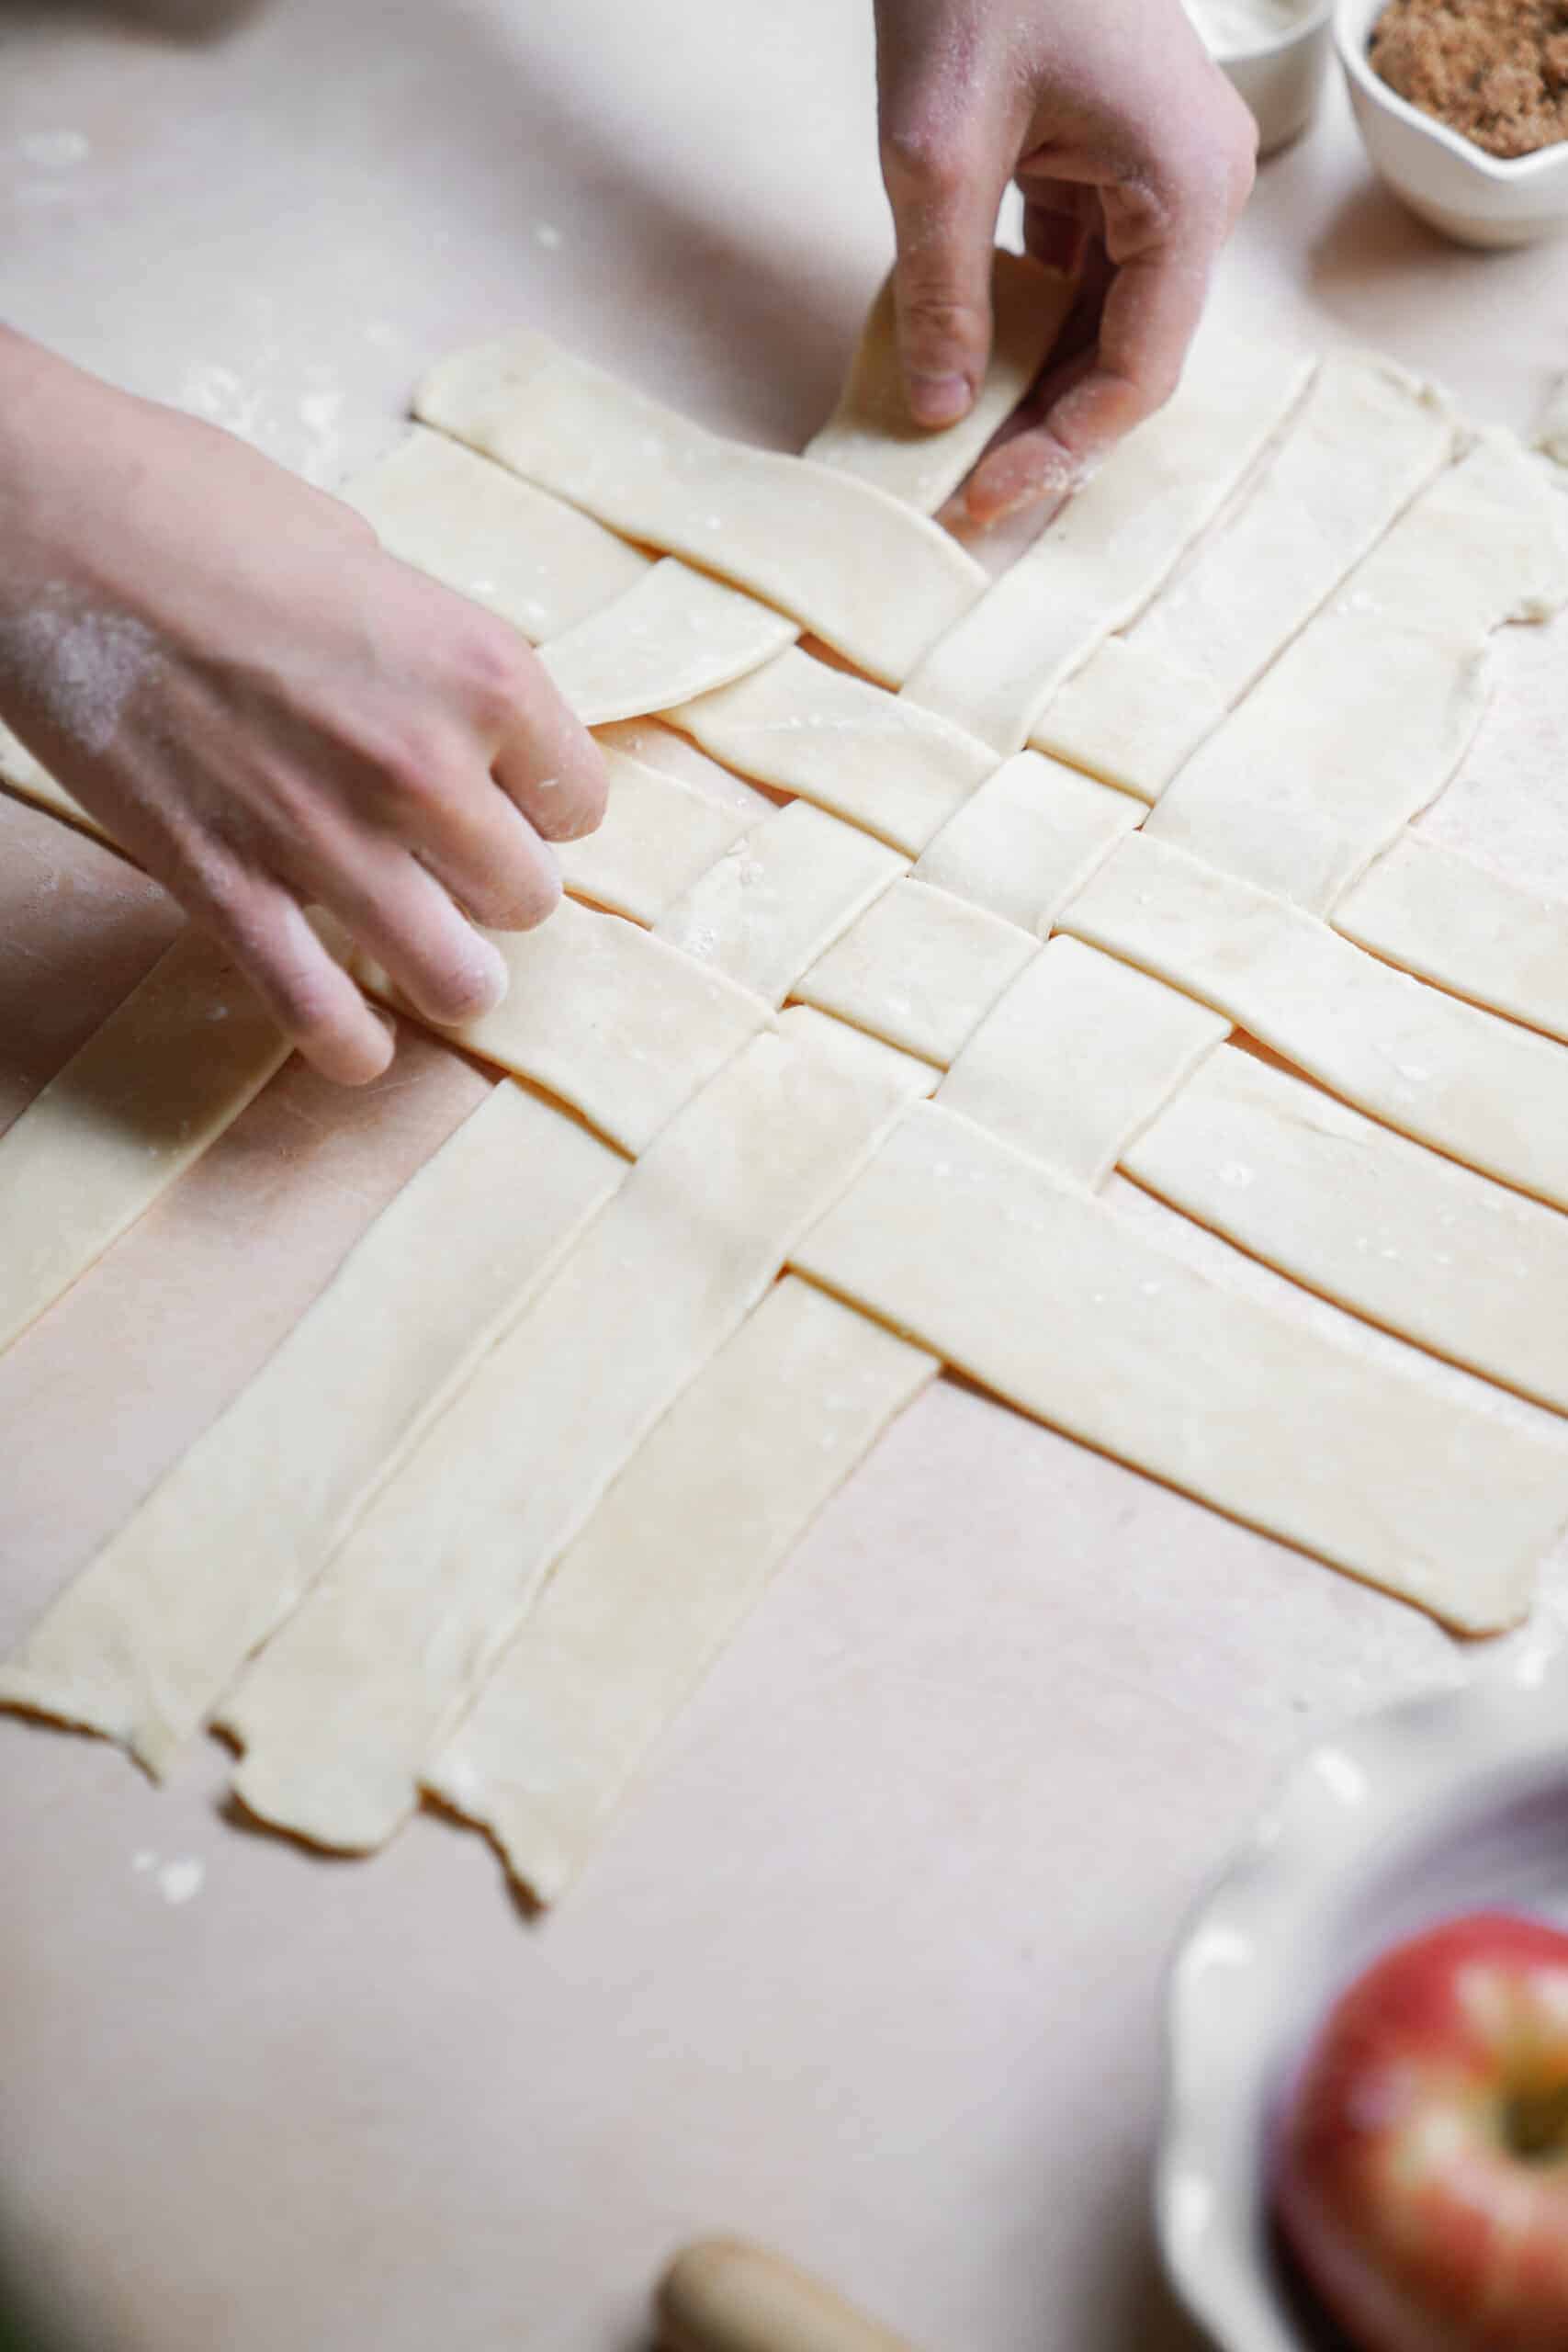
xmin=5 ymin=252 xmax=1568 ymax=1906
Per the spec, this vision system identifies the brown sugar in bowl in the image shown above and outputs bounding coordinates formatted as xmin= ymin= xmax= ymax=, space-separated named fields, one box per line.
xmin=1337 ymin=0 xmax=1568 ymax=241
xmin=1371 ymin=0 xmax=1568 ymax=160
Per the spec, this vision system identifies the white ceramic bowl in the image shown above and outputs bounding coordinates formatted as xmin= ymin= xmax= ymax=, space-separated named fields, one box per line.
xmin=1337 ymin=0 xmax=1568 ymax=246
xmin=1156 ymin=1637 xmax=1568 ymax=2352
xmin=1202 ymin=3 xmax=1335 ymax=158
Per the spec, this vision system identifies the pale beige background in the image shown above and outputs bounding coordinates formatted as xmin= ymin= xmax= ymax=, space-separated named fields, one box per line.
xmin=3 ymin=5 xmax=1568 ymax=2348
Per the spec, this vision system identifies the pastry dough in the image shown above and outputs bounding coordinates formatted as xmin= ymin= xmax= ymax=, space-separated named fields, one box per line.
xmin=1333 ymin=834 xmax=1568 ymax=1045
xmin=1127 ymin=356 xmax=1455 ymax=700
xmin=910 ymin=751 xmax=1142 ymax=933
xmin=355 ymin=897 xmax=772 ymax=1154
xmin=342 ymin=423 xmax=650 ymax=639
xmin=416 ymin=331 xmax=987 ymax=684
xmin=1061 ymin=835 xmax=1568 ymax=1212
xmin=541 ymin=559 xmax=799 ymax=726
xmin=0 ymin=1082 xmax=625 ymax=1772
xmin=10 ymin=266 xmax=1568 ymax=1900
xmin=555 ymin=744 xmax=755 ymax=925
xmin=426 ymin=1275 xmax=938 ymax=1904
xmin=793 ymin=876 xmax=1037 ymax=1067
xmin=1029 ymin=639 xmax=1227 ymax=806
xmin=1031 ymin=356 xmax=1454 ymax=799
xmin=427 ymin=253 xmax=1064 ymax=725
xmin=0 ymin=927 xmax=290 ymax=1356
xmin=938 ymin=935 xmax=1229 ymax=1189
xmin=790 ymin=1102 xmax=1568 ymax=1634
xmin=653 ymin=799 xmax=907 ymax=1007
xmin=1146 ymin=618 xmax=1486 ymax=912
xmin=1123 ymin=1046 xmax=1568 ymax=1416
xmin=1145 ymin=433 xmax=1568 ymax=912
xmin=220 ymin=1011 xmax=934 ymax=1850
xmin=667 ymin=645 xmax=996 ymax=855
xmin=898 ymin=339 xmax=1314 ymax=749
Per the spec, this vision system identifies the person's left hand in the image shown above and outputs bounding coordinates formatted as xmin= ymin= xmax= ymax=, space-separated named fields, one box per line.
xmin=873 ymin=0 xmax=1258 ymax=525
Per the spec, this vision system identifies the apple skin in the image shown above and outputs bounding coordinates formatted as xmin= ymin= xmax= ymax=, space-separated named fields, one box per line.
xmin=1274 ymin=1913 xmax=1568 ymax=2352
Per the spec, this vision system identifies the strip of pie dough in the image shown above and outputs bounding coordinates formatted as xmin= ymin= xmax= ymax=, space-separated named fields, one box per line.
xmin=910 ymin=750 xmax=1142 ymax=932
xmin=1060 ymin=835 xmax=1568 ymax=1214
xmin=1129 ymin=355 xmax=1455 ymax=696
xmin=1031 ymin=355 xmax=1454 ymax=797
xmin=1123 ymin=1046 xmax=1568 ymax=1418
xmin=555 ymin=744 xmax=755 ymax=925
xmin=1145 ymin=619 xmax=1485 ymax=912
xmin=652 ymin=800 xmax=907 ymax=1007
xmin=1333 ymin=835 xmax=1568 ymax=1046
xmin=341 ymin=423 xmax=650 ymax=639
xmin=442 ymin=251 xmax=1065 ymax=722
xmin=415 ymin=330 xmax=986 ymax=684
xmin=938 ymin=935 xmax=1229 ymax=1189
xmin=354 ymin=897 xmax=772 ymax=1153
xmin=791 ymin=1102 xmax=1568 ymax=1632
xmin=899 ymin=338 xmax=1314 ymax=749
xmin=807 ymin=253 xmax=1070 ymax=509
xmin=219 ymin=1011 xmax=934 ymax=1852
xmin=1029 ymin=639 xmax=1228 ymax=806
xmin=665 ymin=645 xmax=997 ymax=855
xmin=426 ymin=1276 xmax=939 ymax=1905
xmin=1145 ymin=433 xmax=1568 ymax=911
xmin=793 ymin=877 xmax=1037 ymax=1067
xmin=0 ymin=927 xmax=289 ymax=1357
xmin=540 ymin=560 xmax=800 ymax=726
xmin=0 ymin=1082 xmax=625 ymax=1773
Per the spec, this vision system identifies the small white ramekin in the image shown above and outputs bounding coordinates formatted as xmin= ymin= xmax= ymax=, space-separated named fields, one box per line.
xmin=1337 ymin=0 xmax=1568 ymax=245
xmin=1204 ymin=2 xmax=1335 ymax=157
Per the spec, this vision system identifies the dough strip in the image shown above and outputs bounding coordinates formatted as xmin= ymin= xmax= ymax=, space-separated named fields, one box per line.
xmin=0 ymin=927 xmax=290 ymax=1358
xmin=0 ymin=1082 xmax=625 ymax=1772
xmin=427 ymin=1277 xmax=938 ymax=1905
xmin=218 ymin=1012 xmax=933 ymax=1853
xmin=791 ymin=1101 xmax=1568 ymax=1633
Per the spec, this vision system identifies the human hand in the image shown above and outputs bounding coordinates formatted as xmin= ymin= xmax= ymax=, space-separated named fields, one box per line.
xmin=873 ymin=0 xmax=1258 ymax=524
xmin=0 ymin=331 xmax=605 ymax=1084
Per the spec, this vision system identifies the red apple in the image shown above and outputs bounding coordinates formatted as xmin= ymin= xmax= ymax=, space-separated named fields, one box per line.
xmin=1275 ymin=1912 xmax=1568 ymax=2352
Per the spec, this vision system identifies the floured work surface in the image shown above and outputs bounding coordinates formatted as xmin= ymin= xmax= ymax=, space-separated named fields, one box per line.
xmin=5 ymin=250 xmax=1568 ymax=1917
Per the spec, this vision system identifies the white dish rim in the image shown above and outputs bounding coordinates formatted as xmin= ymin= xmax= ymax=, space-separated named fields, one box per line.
xmin=1202 ymin=0 xmax=1332 ymax=65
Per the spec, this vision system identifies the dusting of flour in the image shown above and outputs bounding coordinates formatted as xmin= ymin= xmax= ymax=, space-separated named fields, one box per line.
xmin=0 ymin=588 xmax=160 ymax=755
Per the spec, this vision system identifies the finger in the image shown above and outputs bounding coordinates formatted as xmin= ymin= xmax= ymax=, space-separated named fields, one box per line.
xmin=875 ymin=45 xmax=1015 ymax=427
xmin=186 ymin=867 xmax=395 ymax=1087
xmin=303 ymin=837 xmax=518 ymax=1029
xmin=423 ymin=596 xmax=607 ymax=844
xmin=399 ymin=759 xmax=564 ymax=933
xmin=491 ymin=672 xmax=607 ymax=845
xmin=935 ymin=215 xmax=1108 ymax=531
xmin=962 ymin=224 xmax=1215 ymax=525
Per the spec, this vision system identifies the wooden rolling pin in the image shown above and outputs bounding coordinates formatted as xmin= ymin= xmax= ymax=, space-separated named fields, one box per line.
xmin=656 ymin=2240 xmax=920 ymax=2352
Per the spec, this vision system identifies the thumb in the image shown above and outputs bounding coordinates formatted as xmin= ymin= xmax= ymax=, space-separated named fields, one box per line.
xmin=877 ymin=106 xmax=1006 ymax=428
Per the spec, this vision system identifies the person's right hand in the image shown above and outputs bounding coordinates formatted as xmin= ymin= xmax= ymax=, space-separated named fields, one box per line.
xmin=0 ymin=328 xmax=605 ymax=1085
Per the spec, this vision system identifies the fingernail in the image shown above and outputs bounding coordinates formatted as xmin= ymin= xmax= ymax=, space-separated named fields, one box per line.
xmin=966 ymin=447 xmax=1077 ymax=527
xmin=479 ymin=940 xmax=511 ymax=1008
xmin=458 ymin=939 xmax=510 ymax=1018
xmin=908 ymin=372 xmax=972 ymax=427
